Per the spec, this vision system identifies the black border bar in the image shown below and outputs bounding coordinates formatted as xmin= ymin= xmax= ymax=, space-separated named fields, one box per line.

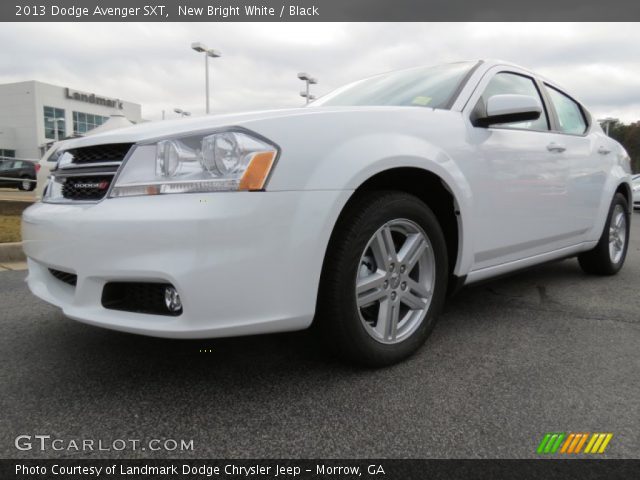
xmin=4 ymin=0 xmax=640 ymax=22
xmin=3 ymin=459 xmax=640 ymax=479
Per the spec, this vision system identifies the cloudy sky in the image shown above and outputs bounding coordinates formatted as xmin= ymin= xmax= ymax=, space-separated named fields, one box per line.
xmin=1 ymin=22 xmax=639 ymax=122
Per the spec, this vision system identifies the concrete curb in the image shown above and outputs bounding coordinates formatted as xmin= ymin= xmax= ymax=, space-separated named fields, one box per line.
xmin=0 ymin=242 xmax=25 ymax=263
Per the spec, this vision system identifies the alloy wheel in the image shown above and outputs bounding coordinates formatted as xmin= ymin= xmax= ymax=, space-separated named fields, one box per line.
xmin=608 ymin=204 xmax=627 ymax=264
xmin=356 ymin=219 xmax=435 ymax=344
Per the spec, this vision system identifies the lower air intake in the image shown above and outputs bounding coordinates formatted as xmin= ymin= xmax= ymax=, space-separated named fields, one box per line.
xmin=101 ymin=282 xmax=183 ymax=316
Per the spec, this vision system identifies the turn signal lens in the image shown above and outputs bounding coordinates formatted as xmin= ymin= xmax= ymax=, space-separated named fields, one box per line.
xmin=239 ymin=151 xmax=277 ymax=191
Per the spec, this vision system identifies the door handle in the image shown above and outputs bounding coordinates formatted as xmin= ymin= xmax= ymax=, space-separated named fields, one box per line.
xmin=547 ymin=142 xmax=566 ymax=153
xmin=598 ymin=146 xmax=611 ymax=155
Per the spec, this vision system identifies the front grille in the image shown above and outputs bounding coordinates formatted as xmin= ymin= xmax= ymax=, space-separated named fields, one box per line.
xmin=61 ymin=175 xmax=113 ymax=201
xmin=66 ymin=143 xmax=133 ymax=164
xmin=102 ymin=282 xmax=182 ymax=316
xmin=49 ymin=268 xmax=77 ymax=286
xmin=52 ymin=143 xmax=134 ymax=202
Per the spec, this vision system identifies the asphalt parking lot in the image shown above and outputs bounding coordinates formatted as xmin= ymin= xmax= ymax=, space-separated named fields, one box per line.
xmin=1 ymin=213 xmax=639 ymax=459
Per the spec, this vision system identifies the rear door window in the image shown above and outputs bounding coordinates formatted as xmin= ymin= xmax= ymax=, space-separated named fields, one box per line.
xmin=545 ymin=85 xmax=588 ymax=135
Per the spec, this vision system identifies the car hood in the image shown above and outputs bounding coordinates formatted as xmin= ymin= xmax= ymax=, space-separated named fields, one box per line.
xmin=57 ymin=106 xmax=443 ymax=149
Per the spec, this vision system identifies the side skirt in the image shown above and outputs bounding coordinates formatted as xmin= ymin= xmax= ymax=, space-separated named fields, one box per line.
xmin=464 ymin=241 xmax=597 ymax=286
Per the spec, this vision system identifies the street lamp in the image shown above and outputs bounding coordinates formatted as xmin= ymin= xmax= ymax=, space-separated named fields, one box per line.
xmin=45 ymin=117 xmax=65 ymax=141
xmin=191 ymin=42 xmax=221 ymax=114
xmin=298 ymin=72 xmax=317 ymax=104
xmin=597 ymin=117 xmax=619 ymax=136
xmin=174 ymin=108 xmax=191 ymax=118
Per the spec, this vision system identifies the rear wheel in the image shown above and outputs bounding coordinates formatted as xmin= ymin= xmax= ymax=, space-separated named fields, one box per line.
xmin=317 ymin=191 xmax=448 ymax=366
xmin=18 ymin=177 xmax=34 ymax=191
xmin=578 ymin=193 xmax=630 ymax=275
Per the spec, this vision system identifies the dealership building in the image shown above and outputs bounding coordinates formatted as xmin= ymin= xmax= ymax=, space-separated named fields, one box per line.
xmin=0 ymin=81 xmax=142 ymax=159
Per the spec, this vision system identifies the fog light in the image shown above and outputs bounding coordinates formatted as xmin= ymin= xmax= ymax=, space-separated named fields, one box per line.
xmin=164 ymin=287 xmax=182 ymax=313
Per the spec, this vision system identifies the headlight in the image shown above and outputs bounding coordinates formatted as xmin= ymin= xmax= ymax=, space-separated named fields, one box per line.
xmin=110 ymin=129 xmax=278 ymax=197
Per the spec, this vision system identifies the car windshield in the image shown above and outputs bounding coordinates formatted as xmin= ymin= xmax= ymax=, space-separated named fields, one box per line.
xmin=312 ymin=62 xmax=476 ymax=109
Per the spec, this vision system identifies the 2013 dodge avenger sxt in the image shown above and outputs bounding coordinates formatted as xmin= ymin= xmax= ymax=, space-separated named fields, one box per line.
xmin=22 ymin=60 xmax=633 ymax=365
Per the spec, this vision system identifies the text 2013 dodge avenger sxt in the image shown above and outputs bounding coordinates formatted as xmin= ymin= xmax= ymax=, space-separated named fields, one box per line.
xmin=23 ymin=60 xmax=633 ymax=365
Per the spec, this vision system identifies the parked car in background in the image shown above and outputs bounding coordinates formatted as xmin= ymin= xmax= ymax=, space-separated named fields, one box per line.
xmin=22 ymin=60 xmax=633 ymax=366
xmin=0 ymin=158 xmax=38 ymax=191
xmin=633 ymin=174 xmax=640 ymax=209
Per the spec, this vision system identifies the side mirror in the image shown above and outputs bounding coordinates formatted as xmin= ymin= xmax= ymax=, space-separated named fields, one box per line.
xmin=474 ymin=94 xmax=542 ymax=127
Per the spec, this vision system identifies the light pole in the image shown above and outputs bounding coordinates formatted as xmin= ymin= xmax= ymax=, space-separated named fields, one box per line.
xmin=174 ymin=108 xmax=191 ymax=118
xmin=191 ymin=42 xmax=221 ymax=114
xmin=298 ymin=72 xmax=317 ymax=104
xmin=46 ymin=117 xmax=65 ymax=141
xmin=597 ymin=117 xmax=619 ymax=136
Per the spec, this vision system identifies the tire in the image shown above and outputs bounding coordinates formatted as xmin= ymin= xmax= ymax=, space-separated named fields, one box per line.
xmin=316 ymin=191 xmax=448 ymax=367
xmin=578 ymin=193 xmax=630 ymax=275
xmin=18 ymin=177 xmax=34 ymax=191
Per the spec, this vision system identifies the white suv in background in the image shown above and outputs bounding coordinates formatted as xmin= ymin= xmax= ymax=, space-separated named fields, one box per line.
xmin=23 ymin=60 xmax=633 ymax=366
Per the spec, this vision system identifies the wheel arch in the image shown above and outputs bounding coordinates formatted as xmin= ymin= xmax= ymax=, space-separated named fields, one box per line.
xmin=616 ymin=181 xmax=632 ymax=210
xmin=319 ymin=166 xmax=470 ymax=300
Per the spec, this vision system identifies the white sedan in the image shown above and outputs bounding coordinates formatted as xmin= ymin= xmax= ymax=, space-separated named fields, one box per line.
xmin=633 ymin=174 xmax=640 ymax=209
xmin=22 ymin=60 xmax=633 ymax=366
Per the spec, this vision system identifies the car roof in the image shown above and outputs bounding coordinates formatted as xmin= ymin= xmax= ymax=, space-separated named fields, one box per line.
xmin=479 ymin=59 xmax=561 ymax=88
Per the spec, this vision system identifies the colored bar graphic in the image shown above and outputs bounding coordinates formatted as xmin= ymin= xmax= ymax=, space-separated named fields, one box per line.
xmin=574 ymin=433 xmax=589 ymax=453
xmin=537 ymin=433 xmax=565 ymax=454
xmin=592 ymin=433 xmax=606 ymax=452
xmin=597 ymin=434 xmax=613 ymax=453
xmin=538 ymin=433 xmax=613 ymax=454
xmin=584 ymin=433 xmax=614 ymax=454
xmin=584 ymin=434 xmax=598 ymax=453
xmin=550 ymin=433 xmax=565 ymax=453
xmin=560 ymin=434 xmax=575 ymax=453
xmin=545 ymin=434 xmax=558 ymax=453
xmin=537 ymin=434 xmax=552 ymax=454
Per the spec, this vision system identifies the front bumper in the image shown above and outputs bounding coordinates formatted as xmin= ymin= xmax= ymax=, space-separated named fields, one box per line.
xmin=22 ymin=190 xmax=350 ymax=338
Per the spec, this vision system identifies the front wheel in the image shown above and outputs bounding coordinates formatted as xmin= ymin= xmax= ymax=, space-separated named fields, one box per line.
xmin=578 ymin=193 xmax=630 ymax=275
xmin=316 ymin=191 xmax=448 ymax=366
